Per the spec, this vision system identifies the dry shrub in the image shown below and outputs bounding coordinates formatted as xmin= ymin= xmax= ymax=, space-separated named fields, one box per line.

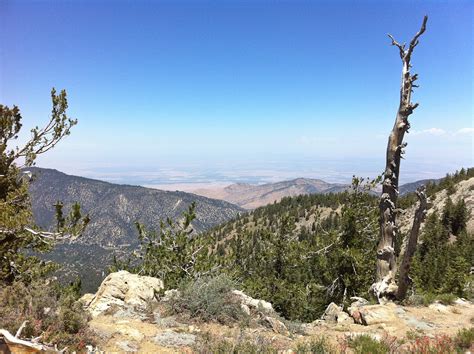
xmin=0 ymin=280 xmax=96 ymax=351
xmin=167 ymin=274 xmax=247 ymax=325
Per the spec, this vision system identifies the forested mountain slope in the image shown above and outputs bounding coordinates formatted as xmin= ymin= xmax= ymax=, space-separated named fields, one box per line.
xmin=27 ymin=167 xmax=243 ymax=291
xmin=28 ymin=167 xmax=243 ymax=247
xmin=188 ymin=170 xmax=473 ymax=321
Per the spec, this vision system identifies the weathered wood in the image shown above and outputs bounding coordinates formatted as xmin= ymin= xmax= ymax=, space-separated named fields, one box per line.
xmin=397 ymin=187 xmax=427 ymax=299
xmin=0 ymin=329 xmax=46 ymax=353
xmin=371 ymin=16 xmax=428 ymax=302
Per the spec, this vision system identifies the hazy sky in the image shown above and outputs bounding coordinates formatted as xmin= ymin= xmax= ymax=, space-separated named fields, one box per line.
xmin=1 ymin=0 xmax=472 ymax=185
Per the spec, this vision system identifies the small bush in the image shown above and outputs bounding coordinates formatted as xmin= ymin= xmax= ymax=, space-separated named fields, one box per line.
xmin=453 ymin=327 xmax=474 ymax=350
xmin=295 ymin=337 xmax=335 ymax=353
xmin=0 ymin=280 xmax=95 ymax=351
xmin=346 ymin=334 xmax=394 ymax=354
xmin=405 ymin=292 xmax=457 ymax=306
xmin=168 ymin=274 xmax=247 ymax=324
xmin=436 ymin=293 xmax=457 ymax=305
xmin=408 ymin=335 xmax=455 ymax=353
xmin=196 ymin=332 xmax=276 ymax=353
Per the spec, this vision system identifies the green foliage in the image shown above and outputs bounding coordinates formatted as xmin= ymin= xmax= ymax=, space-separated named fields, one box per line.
xmin=196 ymin=332 xmax=277 ymax=353
xmin=406 ymin=292 xmax=457 ymax=307
xmin=295 ymin=337 xmax=336 ymax=353
xmin=453 ymin=327 xmax=474 ymax=350
xmin=167 ymin=274 xmax=246 ymax=324
xmin=346 ymin=335 xmax=395 ymax=354
xmin=199 ymin=176 xmax=380 ymax=321
xmin=110 ymin=202 xmax=215 ymax=289
xmin=0 ymin=279 xmax=95 ymax=351
xmin=411 ymin=196 xmax=473 ymax=299
xmin=0 ymin=89 xmax=88 ymax=284
xmin=398 ymin=167 xmax=474 ymax=209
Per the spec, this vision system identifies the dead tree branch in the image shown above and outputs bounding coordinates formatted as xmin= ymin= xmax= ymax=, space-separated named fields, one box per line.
xmin=396 ymin=187 xmax=427 ymax=299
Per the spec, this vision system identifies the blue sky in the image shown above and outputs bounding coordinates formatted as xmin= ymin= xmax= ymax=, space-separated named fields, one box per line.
xmin=1 ymin=0 xmax=472 ymax=185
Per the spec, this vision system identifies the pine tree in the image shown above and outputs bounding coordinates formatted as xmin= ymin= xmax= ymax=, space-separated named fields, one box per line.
xmin=0 ymin=89 xmax=88 ymax=284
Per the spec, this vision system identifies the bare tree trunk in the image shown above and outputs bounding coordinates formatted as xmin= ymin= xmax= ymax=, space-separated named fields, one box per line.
xmin=371 ymin=16 xmax=428 ymax=302
xmin=397 ymin=187 xmax=427 ymax=299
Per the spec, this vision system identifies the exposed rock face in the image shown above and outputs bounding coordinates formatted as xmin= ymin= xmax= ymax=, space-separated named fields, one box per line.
xmin=80 ymin=271 xmax=164 ymax=317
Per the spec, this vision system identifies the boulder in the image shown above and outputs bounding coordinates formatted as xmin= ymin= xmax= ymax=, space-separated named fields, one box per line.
xmin=262 ymin=316 xmax=289 ymax=335
xmin=428 ymin=302 xmax=450 ymax=314
xmin=337 ymin=311 xmax=355 ymax=325
xmin=321 ymin=302 xmax=343 ymax=322
xmin=231 ymin=290 xmax=274 ymax=313
xmin=81 ymin=270 xmax=164 ymax=317
xmin=352 ymin=304 xmax=398 ymax=326
xmin=162 ymin=289 xmax=180 ymax=302
xmin=321 ymin=302 xmax=353 ymax=324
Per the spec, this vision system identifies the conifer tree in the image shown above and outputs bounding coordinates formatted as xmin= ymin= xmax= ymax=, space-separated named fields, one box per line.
xmin=0 ymin=89 xmax=88 ymax=284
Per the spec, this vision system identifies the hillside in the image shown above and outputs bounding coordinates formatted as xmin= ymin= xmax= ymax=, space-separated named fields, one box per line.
xmin=26 ymin=167 xmax=243 ymax=291
xmin=192 ymin=178 xmax=349 ymax=209
xmin=190 ymin=171 xmax=473 ymax=321
xmin=190 ymin=177 xmax=442 ymax=209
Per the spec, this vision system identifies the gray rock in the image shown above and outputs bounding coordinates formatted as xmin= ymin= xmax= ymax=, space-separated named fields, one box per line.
xmin=231 ymin=290 xmax=274 ymax=313
xmin=262 ymin=316 xmax=289 ymax=335
xmin=154 ymin=330 xmax=196 ymax=347
xmin=322 ymin=302 xmax=343 ymax=322
xmin=154 ymin=316 xmax=187 ymax=329
xmin=405 ymin=317 xmax=435 ymax=331
xmin=337 ymin=311 xmax=355 ymax=325
xmin=394 ymin=307 xmax=406 ymax=315
xmin=162 ymin=289 xmax=180 ymax=302
xmin=115 ymin=341 xmax=138 ymax=352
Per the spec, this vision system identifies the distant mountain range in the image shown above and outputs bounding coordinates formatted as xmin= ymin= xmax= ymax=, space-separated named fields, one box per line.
xmin=190 ymin=178 xmax=348 ymax=209
xmin=190 ymin=177 xmax=436 ymax=209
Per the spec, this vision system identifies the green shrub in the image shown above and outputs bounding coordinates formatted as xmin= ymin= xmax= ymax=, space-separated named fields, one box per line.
xmin=405 ymin=292 xmax=457 ymax=306
xmin=453 ymin=327 xmax=474 ymax=350
xmin=0 ymin=280 xmax=96 ymax=351
xmin=168 ymin=274 xmax=247 ymax=324
xmin=346 ymin=334 xmax=393 ymax=354
xmin=436 ymin=293 xmax=457 ymax=305
xmin=295 ymin=337 xmax=335 ymax=353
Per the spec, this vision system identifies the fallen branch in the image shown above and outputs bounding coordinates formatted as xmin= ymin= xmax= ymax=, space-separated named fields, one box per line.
xmin=0 ymin=328 xmax=53 ymax=352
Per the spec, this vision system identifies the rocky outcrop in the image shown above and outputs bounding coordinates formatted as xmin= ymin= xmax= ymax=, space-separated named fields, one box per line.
xmin=321 ymin=302 xmax=354 ymax=325
xmin=80 ymin=270 xmax=164 ymax=317
xmin=231 ymin=290 xmax=274 ymax=314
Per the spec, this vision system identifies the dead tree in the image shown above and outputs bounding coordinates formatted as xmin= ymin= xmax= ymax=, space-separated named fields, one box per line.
xmin=396 ymin=187 xmax=427 ymax=299
xmin=371 ymin=16 xmax=428 ymax=302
